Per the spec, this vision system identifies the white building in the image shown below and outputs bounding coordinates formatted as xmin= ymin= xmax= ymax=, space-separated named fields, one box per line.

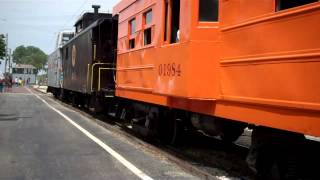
xmin=12 ymin=64 xmax=37 ymax=84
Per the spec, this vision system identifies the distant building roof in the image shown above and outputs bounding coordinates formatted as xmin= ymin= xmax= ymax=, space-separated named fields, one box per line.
xmin=13 ymin=64 xmax=36 ymax=69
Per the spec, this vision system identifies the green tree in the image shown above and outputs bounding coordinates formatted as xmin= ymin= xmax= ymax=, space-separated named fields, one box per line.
xmin=12 ymin=45 xmax=47 ymax=70
xmin=0 ymin=34 xmax=5 ymax=59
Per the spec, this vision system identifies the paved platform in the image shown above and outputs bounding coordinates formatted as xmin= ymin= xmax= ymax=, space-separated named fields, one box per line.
xmin=0 ymin=88 xmax=197 ymax=180
xmin=0 ymin=86 xmax=31 ymax=94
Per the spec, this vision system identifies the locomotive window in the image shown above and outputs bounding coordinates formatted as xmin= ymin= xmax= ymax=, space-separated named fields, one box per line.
xmin=276 ymin=0 xmax=318 ymax=11
xmin=129 ymin=18 xmax=136 ymax=35
xmin=199 ymin=0 xmax=219 ymax=22
xmin=144 ymin=28 xmax=152 ymax=45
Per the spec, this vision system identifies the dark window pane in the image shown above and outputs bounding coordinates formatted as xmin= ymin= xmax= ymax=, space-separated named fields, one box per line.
xmin=129 ymin=39 xmax=135 ymax=49
xmin=276 ymin=0 xmax=318 ymax=11
xmin=65 ymin=47 xmax=69 ymax=59
xmin=144 ymin=28 xmax=152 ymax=45
xmin=170 ymin=0 xmax=180 ymax=43
xmin=199 ymin=0 xmax=219 ymax=22
xmin=164 ymin=0 xmax=169 ymax=42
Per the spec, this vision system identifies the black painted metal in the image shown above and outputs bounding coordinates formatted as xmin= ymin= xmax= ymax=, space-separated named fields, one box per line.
xmin=61 ymin=14 xmax=118 ymax=95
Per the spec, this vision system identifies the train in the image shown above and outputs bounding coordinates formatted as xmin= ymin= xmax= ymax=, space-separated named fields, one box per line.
xmin=48 ymin=1 xmax=320 ymax=179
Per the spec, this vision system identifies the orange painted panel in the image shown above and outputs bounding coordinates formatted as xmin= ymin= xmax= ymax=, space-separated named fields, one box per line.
xmin=167 ymin=97 xmax=320 ymax=137
xmin=220 ymin=3 xmax=320 ymax=111
xmin=214 ymin=101 xmax=320 ymax=137
xmin=217 ymin=2 xmax=320 ymax=136
xmin=113 ymin=0 xmax=320 ymax=137
xmin=220 ymin=61 xmax=320 ymax=110
xmin=153 ymin=43 xmax=190 ymax=97
xmin=117 ymin=47 xmax=156 ymax=91
xmin=220 ymin=0 xmax=275 ymax=26
xmin=221 ymin=4 xmax=320 ymax=58
xmin=116 ymin=88 xmax=168 ymax=106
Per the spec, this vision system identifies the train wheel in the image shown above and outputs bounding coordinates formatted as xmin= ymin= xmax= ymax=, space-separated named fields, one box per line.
xmin=160 ymin=110 xmax=184 ymax=145
xmin=89 ymin=94 xmax=103 ymax=114
xmin=247 ymin=126 xmax=305 ymax=180
xmin=71 ymin=94 xmax=77 ymax=107
xmin=58 ymin=88 xmax=64 ymax=101
xmin=219 ymin=120 xmax=246 ymax=142
xmin=52 ymin=88 xmax=58 ymax=98
xmin=53 ymin=92 xmax=58 ymax=99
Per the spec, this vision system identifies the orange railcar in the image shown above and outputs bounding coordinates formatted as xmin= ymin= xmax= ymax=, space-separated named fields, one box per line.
xmin=114 ymin=0 xmax=320 ymax=137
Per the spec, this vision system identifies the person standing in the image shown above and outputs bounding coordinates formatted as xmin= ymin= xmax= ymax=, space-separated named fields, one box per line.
xmin=0 ymin=78 xmax=3 ymax=93
xmin=18 ymin=77 xmax=22 ymax=86
xmin=8 ymin=76 xmax=12 ymax=92
xmin=15 ymin=77 xmax=18 ymax=86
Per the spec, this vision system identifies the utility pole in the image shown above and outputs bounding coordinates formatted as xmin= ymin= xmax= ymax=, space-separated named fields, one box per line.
xmin=4 ymin=33 xmax=8 ymax=73
xmin=8 ymin=48 xmax=11 ymax=73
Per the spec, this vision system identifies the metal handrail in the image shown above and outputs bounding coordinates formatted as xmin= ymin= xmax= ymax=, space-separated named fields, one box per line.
xmin=98 ymin=67 xmax=116 ymax=91
xmin=90 ymin=63 xmax=114 ymax=92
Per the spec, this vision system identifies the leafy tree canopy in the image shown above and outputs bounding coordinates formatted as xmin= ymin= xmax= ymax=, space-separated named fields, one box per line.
xmin=0 ymin=34 xmax=5 ymax=59
xmin=12 ymin=45 xmax=47 ymax=70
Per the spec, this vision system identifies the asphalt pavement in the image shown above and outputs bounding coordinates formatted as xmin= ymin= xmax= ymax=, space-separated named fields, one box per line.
xmin=0 ymin=86 xmax=198 ymax=180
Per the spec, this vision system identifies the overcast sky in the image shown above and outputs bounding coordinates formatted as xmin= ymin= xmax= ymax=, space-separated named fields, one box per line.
xmin=0 ymin=0 xmax=120 ymax=55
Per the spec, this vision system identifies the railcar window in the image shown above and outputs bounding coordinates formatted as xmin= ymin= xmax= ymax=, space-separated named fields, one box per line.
xmin=62 ymin=33 xmax=73 ymax=45
xmin=145 ymin=10 xmax=152 ymax=25
xmin=129 ymin=18 xmax=136 ymax=49
xmin=199 ymin=0 xmax=219 ymax=21
xmin=144 ymin=10 xmax=153 ymax=46
xmin=144 ymin=28 xmax=152 ymax=45
xmin=276 ymin=0 xmax=318 ymax=11
xmin=129 ymin=39 xmax=135 ymax=49
xmin=76 ymin=23 xmax=83 ymax=33
xmin=170 ymin=0 xmax=180 ymax=43
xmin=164 ymin=0 xmax=169 ymax=42
xmin=129 ymin=19 xmax=136 ymax=35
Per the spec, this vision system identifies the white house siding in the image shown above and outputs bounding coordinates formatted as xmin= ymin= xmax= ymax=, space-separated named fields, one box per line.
xmin=12 ymin=73 xmax=36 ymax=84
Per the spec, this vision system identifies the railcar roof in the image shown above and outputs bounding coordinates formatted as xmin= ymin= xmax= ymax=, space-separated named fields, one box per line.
xmin=61 ymin=17 xmax=114 ymax=48
xmin=113 ymin=0 xmax=136 ymax=15
xmin=74 ymin=12 xmax=112 ymax=26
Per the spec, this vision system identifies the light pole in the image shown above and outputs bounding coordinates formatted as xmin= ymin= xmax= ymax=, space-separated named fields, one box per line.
xmin=8 ymin=48 xmax=11 ymax=73
xmin=4 ymin=33 xmax=8 ymax=73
